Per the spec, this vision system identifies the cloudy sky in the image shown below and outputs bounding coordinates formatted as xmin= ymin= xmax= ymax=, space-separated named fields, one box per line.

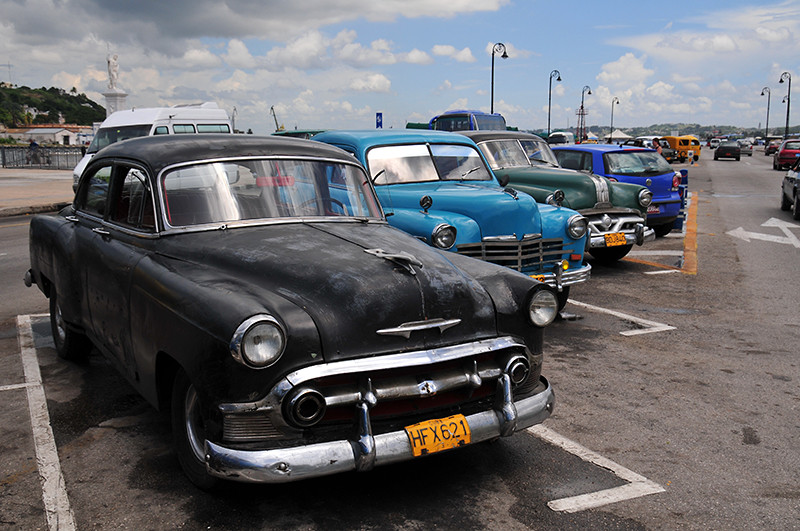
xmin=2 ymin=0 xmax=799 ymax=134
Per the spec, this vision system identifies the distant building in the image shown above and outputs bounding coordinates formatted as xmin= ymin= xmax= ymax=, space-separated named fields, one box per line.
xmin=2 ymin=123 xmax=92 ymax=145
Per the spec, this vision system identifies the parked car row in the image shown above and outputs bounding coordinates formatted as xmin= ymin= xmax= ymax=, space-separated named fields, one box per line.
xmin=27 ymin=108 xmax=692 ymax=489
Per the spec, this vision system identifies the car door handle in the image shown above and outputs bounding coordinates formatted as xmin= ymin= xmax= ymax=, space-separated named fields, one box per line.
xmin=92 ymin=227 xmax=110 ymax=236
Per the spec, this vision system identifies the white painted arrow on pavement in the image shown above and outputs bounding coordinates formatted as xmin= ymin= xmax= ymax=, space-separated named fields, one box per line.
xmin=727 ymin=218 xmax=800 ymax=248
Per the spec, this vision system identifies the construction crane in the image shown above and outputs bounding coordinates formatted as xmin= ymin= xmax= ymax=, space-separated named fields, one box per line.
xmin=270 ymin=106 xmax=284 ymax=132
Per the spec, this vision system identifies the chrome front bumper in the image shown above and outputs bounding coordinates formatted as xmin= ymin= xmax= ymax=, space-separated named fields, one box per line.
xmin=534 ymin=263 xmax=592 ymax=291
xmin=588 ymin=223 xmax=656 ymax=249
xmin=205 ymin=376 xmax=554 ymax=484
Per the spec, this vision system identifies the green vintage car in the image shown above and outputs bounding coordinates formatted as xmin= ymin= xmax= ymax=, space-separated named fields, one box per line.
xmin=462 ymin=131 xmax=655 ymax=263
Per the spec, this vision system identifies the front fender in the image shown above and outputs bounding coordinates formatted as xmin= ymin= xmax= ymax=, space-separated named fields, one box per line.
xmin=385 ymin=208 xmax=481 ymax=248
xmin=535 ymin=204 xmax=588 ymax=264
xmin=128 ymin=255 xmax=323 ymax=408
xmin=607 ymin=180 xmax=647 ymax=213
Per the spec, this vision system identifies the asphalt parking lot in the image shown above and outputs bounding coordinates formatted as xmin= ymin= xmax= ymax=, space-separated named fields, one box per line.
xmin=3 ymin=153 xmax=799 ymax=529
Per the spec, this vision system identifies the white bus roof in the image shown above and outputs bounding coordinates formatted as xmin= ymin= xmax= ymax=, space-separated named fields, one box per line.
xmin=99 ymin=102 xmax=230 ymax=128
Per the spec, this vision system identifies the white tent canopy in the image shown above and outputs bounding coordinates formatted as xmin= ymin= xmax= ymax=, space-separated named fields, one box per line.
xmin=605 ymin=129 xmax=632 ymax=143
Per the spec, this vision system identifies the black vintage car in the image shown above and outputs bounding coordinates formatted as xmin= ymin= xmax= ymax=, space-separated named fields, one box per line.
xmin=25 ymin=135 xmax=558 ymax=488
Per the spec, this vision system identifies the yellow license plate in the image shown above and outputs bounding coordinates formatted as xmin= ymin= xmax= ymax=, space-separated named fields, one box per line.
xmin=529 ymin=274 xmax=546 ymax=282
xmin=604 ymin=232 xmax=627 ymax=247
xmin=405 ymin=414 xmax=471 ymax=457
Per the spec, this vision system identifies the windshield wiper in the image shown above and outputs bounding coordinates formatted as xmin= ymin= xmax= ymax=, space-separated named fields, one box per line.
xmin=459 ymin=166 xmax=482 ymax=179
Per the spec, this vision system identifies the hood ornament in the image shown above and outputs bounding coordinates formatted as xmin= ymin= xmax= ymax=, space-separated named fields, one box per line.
xmin=376 ymin=318 xmax=462 ymax=338
xmin=364 ymin=248 xmax=423 ymax=275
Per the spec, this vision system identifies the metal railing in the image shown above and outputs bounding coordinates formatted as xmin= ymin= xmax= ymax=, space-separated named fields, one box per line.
xmin=0 ymin=146 xmax=83 ymax=170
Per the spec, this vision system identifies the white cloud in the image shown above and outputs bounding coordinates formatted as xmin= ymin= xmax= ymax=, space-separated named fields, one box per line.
xmin=432 ymin=45 xmax=476 ymax=63
xmin=350 ymin=73 xmax=391 ymax=92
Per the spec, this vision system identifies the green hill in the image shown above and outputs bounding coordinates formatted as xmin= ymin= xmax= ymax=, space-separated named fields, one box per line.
xmin=0 ymin=83 xmax=106 ymax=127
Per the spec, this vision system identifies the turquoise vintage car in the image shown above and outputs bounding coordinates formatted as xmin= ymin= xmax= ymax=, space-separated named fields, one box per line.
xmin=463 ymin=131 xmax=655 ymax=263
xmin=313 ymin=129 xmax=590 ymax=309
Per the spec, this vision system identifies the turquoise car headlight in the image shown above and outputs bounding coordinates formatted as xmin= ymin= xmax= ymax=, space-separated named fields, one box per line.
xmin=432 ymin=224 xmax=457 ymax=249
xmin=230 ymin=315 xmax=286 ymax=368
xmin=638 ymin=189 xmax=653 ymax=208
xmin=528 ymin=288 xmax=558 ymax=327
xmin=567 ymin=214 xmax=588 ymax=240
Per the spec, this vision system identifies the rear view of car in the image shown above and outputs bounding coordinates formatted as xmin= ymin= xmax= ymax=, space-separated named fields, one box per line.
xmin=714 ymin=141 xmax=741 ymax=161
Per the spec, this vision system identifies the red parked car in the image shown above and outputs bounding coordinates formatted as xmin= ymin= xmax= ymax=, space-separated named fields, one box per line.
xmin=765 ymin=139 xmax=782 ymax=155
xmin=773 ymin=139 xmax=800 ymax=170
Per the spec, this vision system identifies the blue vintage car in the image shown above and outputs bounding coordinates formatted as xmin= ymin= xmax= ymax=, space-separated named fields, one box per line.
xmin=313 ymin=130 xmax=590 ymax=309
xmin=551 ymin=144 xmax=683 ymax=237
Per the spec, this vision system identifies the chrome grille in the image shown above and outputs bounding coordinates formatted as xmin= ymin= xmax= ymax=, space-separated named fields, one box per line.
xmin=223 ymin=413 xmax=281 ymax=441
xmin=456 ymin=234 xmax=565 ymax=272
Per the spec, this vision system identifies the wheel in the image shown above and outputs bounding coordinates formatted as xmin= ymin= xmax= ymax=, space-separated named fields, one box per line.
xmin=714 ymin=155 xmax=718 ymax=160
xmin=774 ymin=159 xmax=779 ymax=170
xmin=171 ymin=369 xmax=219 ymax=490
xmin=736 ymin=156 xmax=740 ymax=161
xmin=781 ymin=191 xmax=792 ymax=211
xmin=793 ymin=194 xmax=800 ymax=221
xmin=49 ymin=288 xmax=91 ymax=361
xmin=589 ymin=244 xmax=633 ymax=264
xmin=652 ymin=223 xmax=673 ymax=238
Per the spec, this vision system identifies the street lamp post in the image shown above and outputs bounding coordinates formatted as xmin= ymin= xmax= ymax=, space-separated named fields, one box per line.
xmin=547 ymin=69 xmax=561 ymax=137
xmin=490 ymin=43 xmax=508 ymax=114
xmin=610 ymin=97 xmax=619 ymax=143
xmin=578 ymin=85 xmax=591 ymax=142
xmin=780 ymin=72 xmax=792 ymax=139
xmin=761 ymin=87 xmax=770 ymax=141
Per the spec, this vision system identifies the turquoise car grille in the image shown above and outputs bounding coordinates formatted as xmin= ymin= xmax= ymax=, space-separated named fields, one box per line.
xmin=456 ymin=235 xmax=565 ymax=272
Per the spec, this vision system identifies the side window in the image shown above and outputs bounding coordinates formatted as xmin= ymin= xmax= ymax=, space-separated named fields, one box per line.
xmin=153 ymin=126 xmax=169 ymax=135
xmin=197 ymin=124 xmax=231 ymax=133
xmin=110 ymin=167 xmax=156 ymax=231
xmin=173 ymin=124 xmax=196 ymax=134
xmin=556 ymin=150 xmax=590 ymax=171
xmin=77 ymin=165 xmax=112 ymax=218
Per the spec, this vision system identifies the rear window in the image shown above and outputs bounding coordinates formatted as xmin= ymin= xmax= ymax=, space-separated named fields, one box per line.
xmin=603 ymin=151 xmax=673 ymax=177
xmin=784 ymin=141 xmax=800 ymax=150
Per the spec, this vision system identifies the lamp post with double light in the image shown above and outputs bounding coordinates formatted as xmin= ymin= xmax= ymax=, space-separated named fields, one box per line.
xmin=490 ymin=43 xmax=508 ymax=114
xmin=547 ymin=69 xmax=561 ymax=137
xmin=780 ymin=72 xmax=791 ymax=139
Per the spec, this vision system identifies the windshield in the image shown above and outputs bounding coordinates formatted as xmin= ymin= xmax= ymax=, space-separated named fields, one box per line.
xmin=519 ymin=138 xmax=559 ymax=166
xmin=479 ymin=140 xmax=531 ymax=169
xmin=160 ymin=158 xmax=381 ymax=227
xmin=367 ymin=143 xmax=493 ymax=185
xmin=88 ymin=124 xmax=152 ymax=153
xmin=604 ymin=150 xmax=674 ymax=177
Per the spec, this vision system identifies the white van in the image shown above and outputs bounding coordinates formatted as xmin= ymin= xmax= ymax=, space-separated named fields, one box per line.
xmin=72 ymin=102 xmax=232 ymax=190
xmin=547 ymin=131 xmax=575 ymax=145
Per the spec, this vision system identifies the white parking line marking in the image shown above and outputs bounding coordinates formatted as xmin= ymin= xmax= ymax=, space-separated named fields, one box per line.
xmin=644 ymin=269 xmax=681 ymax=275
xmin=568 ymin=300 xmax=676 ymax=336
xmin=527 ymin=424 xmax=665 ymax=513
xmin=16 ymin=314 xmax=76 ymax=531
xmin=627 ymin=250 xmax=684 ymax=256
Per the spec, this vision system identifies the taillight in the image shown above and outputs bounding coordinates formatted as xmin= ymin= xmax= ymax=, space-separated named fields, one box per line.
xmin=672 ymin=173 xmax=681 ymax=188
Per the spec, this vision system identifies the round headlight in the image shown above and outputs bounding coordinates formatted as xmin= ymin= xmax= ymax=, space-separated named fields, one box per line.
xmin=638 ymin=189 xmax=653 ymax=208
xmin=567 ymin=214 xmax=588 ymax=240
xmin=528 ymin=289 xmax=559 ymax=327
xmin=230 ymin=315 xmax=286 ymax=368
xmin=432 ymin=223 xmax=457 ymax=249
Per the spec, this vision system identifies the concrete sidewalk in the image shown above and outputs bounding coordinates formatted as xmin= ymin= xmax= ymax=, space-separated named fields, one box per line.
xmin=0 ymin=168 xmax=74 ymax=217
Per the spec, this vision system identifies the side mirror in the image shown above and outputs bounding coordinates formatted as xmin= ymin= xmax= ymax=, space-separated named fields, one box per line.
xmin=499 ymin=174 xmax=510 ymax=187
